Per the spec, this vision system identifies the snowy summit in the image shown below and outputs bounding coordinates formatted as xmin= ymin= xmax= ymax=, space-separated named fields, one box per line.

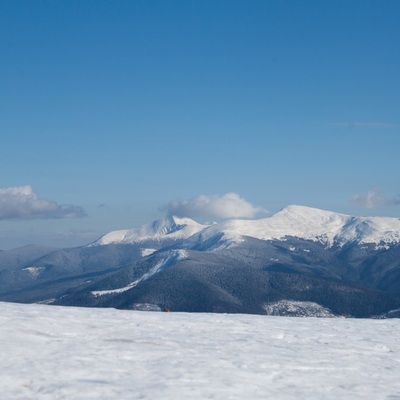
xmin=97 ymin=205 xmax=400 ymax=249
xmin=91 ymin=215 xmax=208 ymax=245
xmin=191 ymin=205 xmax=400 ymax=248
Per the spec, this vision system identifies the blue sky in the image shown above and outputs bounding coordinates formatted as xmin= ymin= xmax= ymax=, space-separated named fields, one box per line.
xmin=1 ymin=0 xmax=399 ymax=249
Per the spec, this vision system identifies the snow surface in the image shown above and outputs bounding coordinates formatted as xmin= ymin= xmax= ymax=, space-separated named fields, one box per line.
xmin=2 ymin=301 xmax=400 ymax=400
xmin=22 ymin=266 xmax=46 ymax=278
xmin=263 ymin=300 xmax=336 ymax=317
xmin=92 ymin=250 xmax=188 ymax=297
xmin=141 ymin=248 xmax=157 ymax=257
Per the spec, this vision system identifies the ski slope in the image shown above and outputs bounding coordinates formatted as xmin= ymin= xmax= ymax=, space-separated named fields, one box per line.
xmin=1 ymin=302 xmax=400 ymax=399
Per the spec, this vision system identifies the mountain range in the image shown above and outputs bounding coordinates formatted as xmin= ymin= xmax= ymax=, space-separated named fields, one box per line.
xmin=1 ymin=205 xmax=400 ymax=318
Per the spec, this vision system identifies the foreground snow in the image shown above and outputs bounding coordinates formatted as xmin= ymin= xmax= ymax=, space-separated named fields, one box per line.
xmin=1 ymin=302 xmax=400 ymax=399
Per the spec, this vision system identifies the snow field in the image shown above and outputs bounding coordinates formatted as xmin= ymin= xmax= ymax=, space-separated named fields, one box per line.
xmin=1 ymin=302 xmax=400 ymax=399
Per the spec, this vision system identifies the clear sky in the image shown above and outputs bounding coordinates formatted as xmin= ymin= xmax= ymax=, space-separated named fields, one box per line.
xmin=1 ymin=0 xmax=399 ymax=249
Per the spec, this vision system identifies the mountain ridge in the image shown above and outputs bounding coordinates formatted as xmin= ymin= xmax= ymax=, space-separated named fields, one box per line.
xmin=90 ymin=215 xmax=208 ymax=246
xmin=2 ymin=204 xmax=400 ymax=318
xmin=91 ymin=205 xmax=400 ymax=250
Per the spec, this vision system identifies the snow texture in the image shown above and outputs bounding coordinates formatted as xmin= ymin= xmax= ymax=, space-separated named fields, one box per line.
xmin=263 ymin=300 xmax=336 ymax=317
xmin=141 ymin=248 xmax=157 ymax=257
xmin=22 ymin=266 xmax=46 ymax=279
xmin=1 ymin=301 xmax=400 ymax=400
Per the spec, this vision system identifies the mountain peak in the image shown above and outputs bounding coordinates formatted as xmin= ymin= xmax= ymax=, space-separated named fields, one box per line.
xmin=185 ymin=205 xmax=400 ymax=250
xmin=277 ymin=204 xmax=348 ymax=218
xmin=90 ymin=215 xmax=207 ymax=246
xmin=90 ymin=205 xmax=400 ymax=249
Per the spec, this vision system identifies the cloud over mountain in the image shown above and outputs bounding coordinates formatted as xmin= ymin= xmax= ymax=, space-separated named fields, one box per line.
xmin=351 ymin=189 xmax=400 ymax=209
xmin=0 ymin=185 xmax=86 ymax=220
xmin=161 ymin=192 xmax=266 ymax=219
xmin=351 ymin=189 xmax=383 ymax=209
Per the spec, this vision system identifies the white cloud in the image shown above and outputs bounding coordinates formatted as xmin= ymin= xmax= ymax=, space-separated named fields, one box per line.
xmin=0 ymin=185 xmax=86 ymax=220
xmin=351 ymin=189 xmax=383 ymax=209
xmin=350 ymin=189 xmax=400 ymax=209
xmin=162 ymin=192 xmax=266 ymax=219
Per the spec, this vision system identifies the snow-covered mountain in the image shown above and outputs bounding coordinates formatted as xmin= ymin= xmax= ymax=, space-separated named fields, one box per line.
xmin=2 ymin=205 xmax=400 ymax=318
xmin=91 ymin=205 xmax=400 ymax=250
xmin=91 ymin=215 xmax=208 ymax=246
xmin=185 ymin=205 xmax=400 ymax=250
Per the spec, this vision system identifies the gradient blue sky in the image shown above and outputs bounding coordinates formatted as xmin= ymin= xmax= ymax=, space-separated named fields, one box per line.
xmin=1 ymin=0 xmax=399 ymax=249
